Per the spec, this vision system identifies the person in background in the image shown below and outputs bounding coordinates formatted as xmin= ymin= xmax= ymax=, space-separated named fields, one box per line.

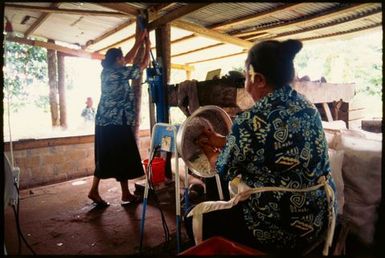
xmin=88 ymin=29 xmax=150 ymax=207
xmin=187 ymin=39 xmax=336 ymax=255
xmin=81 ymin=97 xmax=96 ymax=122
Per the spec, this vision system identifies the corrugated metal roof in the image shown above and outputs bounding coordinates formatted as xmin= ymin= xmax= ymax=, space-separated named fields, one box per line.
xmin=3 ymin=2 xmax=383 ymax=66
xmin=182 ymin=2 xmax=282 ymax=27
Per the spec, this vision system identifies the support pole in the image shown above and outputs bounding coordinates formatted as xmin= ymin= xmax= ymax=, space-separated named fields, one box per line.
xmin=57 ymin=52 xmax=67 ymax=128
xmin=47 ymin=39 xmax=59 ymax=127
xmin=132 ymin=14 xmax=147 ymax=141
xmin=155 ymin=23 xmax=171 ymax=123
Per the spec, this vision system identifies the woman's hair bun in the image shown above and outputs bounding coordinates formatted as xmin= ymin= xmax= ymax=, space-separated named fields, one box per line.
xmin=280 ymin=39 xmax=303 ymax=60
xmin=101 ymin=48 xmax=123 ymax=68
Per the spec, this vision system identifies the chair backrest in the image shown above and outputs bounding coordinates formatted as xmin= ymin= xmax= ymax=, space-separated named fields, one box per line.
xmin=150 ymin=123 xmax=179 ymax=153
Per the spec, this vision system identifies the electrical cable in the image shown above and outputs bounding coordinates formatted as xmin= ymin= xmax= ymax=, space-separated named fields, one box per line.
xmin=145 ymin=146 xmax=171 ymax=246
xmin=5 ymin=46 xmax=36 ymax=255
xmin=11 ymin=182 xmax=36 ymax=255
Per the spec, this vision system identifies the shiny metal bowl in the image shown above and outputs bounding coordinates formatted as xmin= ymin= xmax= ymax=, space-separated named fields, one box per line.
xmin=176 ymin=105 xmax=233 ymax=178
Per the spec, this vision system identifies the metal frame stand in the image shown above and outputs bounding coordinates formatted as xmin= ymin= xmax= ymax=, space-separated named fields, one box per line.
xmin=139 ymin=123 xmax=188 ymax=254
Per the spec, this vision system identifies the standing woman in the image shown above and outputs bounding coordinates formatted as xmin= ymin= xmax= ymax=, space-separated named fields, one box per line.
xmin=88 ymin=30 xmax=150 ymax=207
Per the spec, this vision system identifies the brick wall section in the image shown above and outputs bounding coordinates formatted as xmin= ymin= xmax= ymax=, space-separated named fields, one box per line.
xmin=4 ymin=130 xmax=151 ymax=189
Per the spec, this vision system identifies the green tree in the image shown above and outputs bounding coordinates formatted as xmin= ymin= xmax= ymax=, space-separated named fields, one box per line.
xmin=3 ymin=41 xmax=48 ymax=111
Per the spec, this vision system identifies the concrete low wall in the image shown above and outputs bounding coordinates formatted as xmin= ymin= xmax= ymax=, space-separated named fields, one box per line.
xmin=4 ymin=130 xmax=151 ymax=189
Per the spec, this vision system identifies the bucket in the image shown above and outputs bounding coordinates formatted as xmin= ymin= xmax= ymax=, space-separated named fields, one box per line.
xmin=179 ymin=236 xmax=264 ymax=255
xmin=143 ymin=157 xmax=166 ymax=185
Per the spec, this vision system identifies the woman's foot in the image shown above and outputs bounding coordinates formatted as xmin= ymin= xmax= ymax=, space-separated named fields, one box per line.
xmin=121 ymin=193 xmax=141 ymax=206
xmin=88 ymin=192 xmax=110 ymax=207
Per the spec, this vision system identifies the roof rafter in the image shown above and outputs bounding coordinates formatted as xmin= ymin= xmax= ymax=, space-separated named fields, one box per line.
xmin=171 ymin=20 xmax=253 ymax=49
xmin=209 ymin=3 xmax=303 ymax=31
xmin=97 ymin=3 xmax=139 ymax=17
xmin=24 ymin=2 xmax=60 ymax=38
xmin=186 ymin=50 xmax=247 ymax=65
xmin=280 ymin=23 xmax=382 ymax=42
xmin=5 ymin=3 xmax=129 ymax=17
xmin=85 ymin=19 xmax=136 ymax=49
xmin=6 ymin=36 xmax=104 ymax=59
xmin=233 ymin=3 xmax=370 ymax=38
xmin=172 ymin=43 xmax=223 ymax=58
xmin=6 ymin=35 xmax=190 ymax=70
xmin=148 ymin=2 xmax=180 ymax=19
xmin=96 ymin=34 xmax=136 ymax=53
xmin=251 ymin=8 xmax=382 ymax=41
xmin=95 ymin=2 xmax=252 ymax=49
xmin=147 ymin=3 xmax=210 ymax=31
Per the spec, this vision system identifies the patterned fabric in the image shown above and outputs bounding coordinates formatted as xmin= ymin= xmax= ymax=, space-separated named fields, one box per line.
xmin=95 ymin=65 xmax=140 ymax=126
xmin=81 ymin=107 xmax=95 ymax=122
xmin=216 ymin=84 xmax=336 ymax=250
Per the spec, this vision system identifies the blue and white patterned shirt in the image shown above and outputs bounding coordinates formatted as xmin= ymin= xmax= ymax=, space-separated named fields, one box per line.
xmin=216 ymin=84 xmax=336 ymax=250
xmin=95 ymin=65 xmax=140 ymax=126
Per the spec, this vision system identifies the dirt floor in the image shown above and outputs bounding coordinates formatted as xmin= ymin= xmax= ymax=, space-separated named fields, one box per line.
xmin=4 ymin=175 xmax=195 ymax=255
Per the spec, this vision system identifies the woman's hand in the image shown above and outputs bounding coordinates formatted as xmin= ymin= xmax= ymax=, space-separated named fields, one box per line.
xmin=124 ymin=29 xmax=148 ymax=64
xmin=196 ymin=138 xmax=220 ymax=169
xmin=199 ymin=127 xmax=226 ymax=149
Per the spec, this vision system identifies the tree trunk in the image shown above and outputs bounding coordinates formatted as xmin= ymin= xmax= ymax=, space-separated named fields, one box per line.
xmin=131 ymin=15 xmax=147 ymax=141
xmin=47 ymin=39 xmax=59 ymax=127
xmin=57 ymin=52 xmax=67 ymax=128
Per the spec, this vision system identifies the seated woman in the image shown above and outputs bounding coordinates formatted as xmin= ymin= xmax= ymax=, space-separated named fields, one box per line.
xmin=185 ymin=39 xmax=336 ymax=256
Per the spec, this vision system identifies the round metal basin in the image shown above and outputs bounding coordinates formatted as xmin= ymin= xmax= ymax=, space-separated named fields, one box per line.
xmin=176 ymin=105 xmax=233 ymax=178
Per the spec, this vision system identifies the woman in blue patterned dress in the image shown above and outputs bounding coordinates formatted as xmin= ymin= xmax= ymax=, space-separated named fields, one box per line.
xmin=88 ymin=30 xmax=150 ymax=207
xmin=187 ymin=39 xmax=336 ymax=255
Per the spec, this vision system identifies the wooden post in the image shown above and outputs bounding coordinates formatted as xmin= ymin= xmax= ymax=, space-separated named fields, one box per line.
xmin=155 ymin=23 xmax=172 ymax=179
xmin=155 ymin=23 xmax=171 ymax=123
xmin=47 ymin=39 xmax=59 ymax=127
xmin=322 ymin=102 xmax=334 ymax=122
xmin=131 ymin=14 xmax=147 ymax=141
xmin=57 ymin=52 xmax=67 ymax=128
xmin=186 ymin=69 xmax=191 ymax=80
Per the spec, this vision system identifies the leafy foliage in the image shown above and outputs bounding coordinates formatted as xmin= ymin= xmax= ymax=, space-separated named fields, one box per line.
xmin=3 ymin=41 xmax=48 ymax=111
xmin=294 ymin=32 xmax=382 ymax=97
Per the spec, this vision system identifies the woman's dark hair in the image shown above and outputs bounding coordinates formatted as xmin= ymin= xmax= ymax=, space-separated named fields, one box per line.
xmin=246 ymin=39 xmax=303 ymax=88
xmin=101 ymin=48 xmax=123 ymax=68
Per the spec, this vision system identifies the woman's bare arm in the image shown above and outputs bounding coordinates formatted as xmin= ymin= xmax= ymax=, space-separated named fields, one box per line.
xmin=124 ymin=30 xmax=146 ymax=64
xmin=138 ymin=36 xmax=151 ymax=70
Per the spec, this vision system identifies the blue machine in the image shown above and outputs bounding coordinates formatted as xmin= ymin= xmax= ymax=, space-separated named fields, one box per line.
xmin=147 ymin=66 xmax=168 ymax=123
xmin=138 ymin=14 xmax=190 ymax=253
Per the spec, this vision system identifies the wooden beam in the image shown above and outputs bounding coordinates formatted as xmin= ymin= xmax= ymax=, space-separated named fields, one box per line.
xmin=6 ymin=35 xmax=190 ymax=69
xmin=209 ymin=3 xmax=302 ymax=31
xmin=97 ymin=3 xmax=139 ymax=16
xmin=186 ymin=51 xmax=247 ymax=65
xmin=85 ymin=19 xmax=136 ymax=49
xmin=57 ymin=52 xmax=67 ymax=128
xmin=171 ymin=63 xmax=194 ymax=71
xmin=147 ymin=3 xmax=210 ymax=31
xmin=150 ymin=34 xmax=197 ymax=51
xmin=172 ymin=34 xmax=197 ymax=44
xmin=151 ymin=3 xmax=179 ymax=13
xmin=232 ymin=3 xmax=371 ymax=38
xmin=24 ymin=3 xmax=60 ymax=37
xmin=6 ymin=36 xmax=104 ymax=60
xmin=171 ymin=43 xmax=223 ymax=58
xmin=171 ymin=20 xmax=253 ymax=49
xmin=5 ymin=3 xmax=129 ymax=17
xmin=322 ymin=103 xmax=334 ymax=122
xmin=261 ymin=9 xmax=382 ymax=41
xmin=96 ymin=34 xmax=136 ymax=53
